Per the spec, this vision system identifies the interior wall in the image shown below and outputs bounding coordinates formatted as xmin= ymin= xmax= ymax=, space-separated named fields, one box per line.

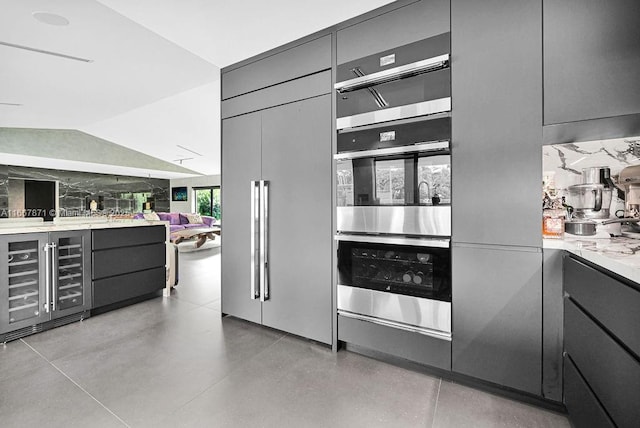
xmin=169 ymin=174 xmax=221 ymax=213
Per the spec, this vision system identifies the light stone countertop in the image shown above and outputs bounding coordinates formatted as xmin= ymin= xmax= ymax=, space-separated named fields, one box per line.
xmin=544 ymin=235 xmax=640 ymax=284
xmin=0 ymin=219 xmax=169 ymax=235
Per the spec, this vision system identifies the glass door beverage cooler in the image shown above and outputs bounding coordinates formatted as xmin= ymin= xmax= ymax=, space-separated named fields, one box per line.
xmin=0 ymin=230 xmax=91 ymax=342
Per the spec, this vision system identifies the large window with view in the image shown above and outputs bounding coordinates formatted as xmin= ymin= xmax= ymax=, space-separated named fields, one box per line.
xmin=194 ymin=187 xmax=220 ymax=221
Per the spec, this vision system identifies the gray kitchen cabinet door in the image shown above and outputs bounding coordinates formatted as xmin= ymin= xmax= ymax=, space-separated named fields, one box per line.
xmin=452 ymin=244 xmax=542 ymax=395
xmin=260 ymin=95 xmax=332 ymax=344
xmin=544 ymin=0 xmax=640 ymax=125
xmin=221 ymin=111 xmax=262 ymax=324
xmin=336 ymin=0 xmax=450 ymax=65
xmin=451 ymin=0 xmax=542 ymax=247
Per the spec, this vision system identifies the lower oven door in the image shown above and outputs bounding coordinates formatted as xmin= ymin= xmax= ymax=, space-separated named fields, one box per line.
xmin=336 ymin=235 xmax=451 ymax=340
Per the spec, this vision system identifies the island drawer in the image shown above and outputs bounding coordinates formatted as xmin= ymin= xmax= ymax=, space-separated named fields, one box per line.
xmin=564 ymin=255 xmax=640 ymax=357
xmin=93 ymin=267 xmax=165 ymax=308
xmin=564 ymin=299 xmax=640 ymax=427
xmin=92 ymin=243 xmax=165 ymax=280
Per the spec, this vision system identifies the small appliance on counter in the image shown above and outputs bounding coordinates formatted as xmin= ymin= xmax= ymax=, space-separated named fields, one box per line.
xmin=564 ymin=166 xmax=623 ymax=237
xmin=616 ymin=164 xmax=640 ymax=236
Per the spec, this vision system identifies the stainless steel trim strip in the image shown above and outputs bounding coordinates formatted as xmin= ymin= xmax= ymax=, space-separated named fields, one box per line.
xmin=336 ymin=98 xmax=451 ymax=130
xmin=261 ymin=180 xmax=269 ymax=302
xmin=338 ymin=112 xmax=451 ymax=134
xmin=334 ymin=140 xmax=449 ymax=160
xmin=334 ymin=234 xmax=450 ymax=248
xmin=335 ymin=54 xmax=450 ymax=93
xmin=338 ymin=310 xmax=452 ymax=341
xmin=250 ymin=181 xmax=259 ymax=300
xmin=337 ymin=284 xmax=452 ymax=336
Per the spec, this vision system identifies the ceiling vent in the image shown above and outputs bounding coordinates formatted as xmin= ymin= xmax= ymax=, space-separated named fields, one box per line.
xmin=0 ymin=41 xmax=93 ymax=63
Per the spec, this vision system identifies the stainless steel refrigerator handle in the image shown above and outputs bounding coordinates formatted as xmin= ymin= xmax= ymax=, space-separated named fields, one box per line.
xmin=260 ymin=180 xmax=269 ymax=302
xmin=43 ymin=244 xmax=51 ymax=313
xmin=50 ymin=242 xmax=57 ymax=312
xmin=250 ymin=180 xmax=259 ymax=300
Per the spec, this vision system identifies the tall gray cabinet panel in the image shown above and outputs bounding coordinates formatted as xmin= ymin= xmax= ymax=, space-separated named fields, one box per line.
xmin=544 ymin=0 xmax=640 ymax=125
xmin=451 ymin=0 xmax=542 ymax=247
xmin=221 ymin=111 xmax=262 ymax=325
xmin=261 ymin=95 xmax=332 ymax=344
xmin=336 ymin=0 xmax=450 ymax=64
xmin=452 ymin=244 xmax=542 ymax=395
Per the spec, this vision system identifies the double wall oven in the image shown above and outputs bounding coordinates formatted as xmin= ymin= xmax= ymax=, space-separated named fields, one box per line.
xmin=335 ymin=32 xmax=452 ymax=340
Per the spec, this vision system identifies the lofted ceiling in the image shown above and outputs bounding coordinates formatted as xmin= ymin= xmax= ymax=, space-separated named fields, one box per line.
xmin=0 ymin=0 xmax=395 ymax=177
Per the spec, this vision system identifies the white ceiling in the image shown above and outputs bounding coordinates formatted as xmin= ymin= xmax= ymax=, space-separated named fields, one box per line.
xmin=0 ymin=0 xmax=395 ymax=177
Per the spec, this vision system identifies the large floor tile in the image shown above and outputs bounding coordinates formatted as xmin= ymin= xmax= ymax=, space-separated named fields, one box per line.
xmin=0 ymin=363 xmax=125 ymax=428
xmin=23 ymin=296 xmax=200 ymax=362
xmin=53 ymin=311 xmax=284 ymax=427
xmin=432 ymin=380 xmax=570 ymax=428
xmin=156 ymin=335 xmax=439 ymax=428
xmin=0 ymin=339 xmax=49 ymax=382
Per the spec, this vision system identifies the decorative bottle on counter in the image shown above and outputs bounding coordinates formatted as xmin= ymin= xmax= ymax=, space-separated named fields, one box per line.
xmin=542 ymin=208 xmax=565 ymax=239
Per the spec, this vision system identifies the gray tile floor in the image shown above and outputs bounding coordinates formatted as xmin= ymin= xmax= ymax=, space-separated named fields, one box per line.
xmin=0 ymin=247 xmax=570 ymax=427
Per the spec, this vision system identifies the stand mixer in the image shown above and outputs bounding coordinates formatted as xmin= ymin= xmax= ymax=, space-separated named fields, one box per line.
xmin=565 ymin=166 xmax=622 ymax=237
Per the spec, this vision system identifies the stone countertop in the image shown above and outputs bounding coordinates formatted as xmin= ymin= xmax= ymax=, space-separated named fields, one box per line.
xmin=0 ymin=219 xmax=169 ymax=235
xmin=544 ymin=236 xmax=640 ymax=284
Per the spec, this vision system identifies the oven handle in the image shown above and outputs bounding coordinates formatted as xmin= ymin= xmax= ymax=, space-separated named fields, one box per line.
xmin=334 ymin=234 xmax=450 ymax=248
xmin=334 ymin=140 xmax=449 ymax=161
xmin=335 ymin=54 xmax=449 ymax=93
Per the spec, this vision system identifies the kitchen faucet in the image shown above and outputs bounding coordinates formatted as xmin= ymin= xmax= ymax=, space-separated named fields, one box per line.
xmin=418 ymin=181 xmax=431 ymax=202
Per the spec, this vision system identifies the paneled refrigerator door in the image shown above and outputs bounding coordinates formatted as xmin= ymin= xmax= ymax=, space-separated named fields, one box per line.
xmin=50 ymin=230 xmax=91 ymax=319
xmin=261 ymin=94 xmax=333 ymax=344
xmin=221 ymin=110 xmax=262 ymax=324
xmin=0 ymin=232 xmax=49 ymax=336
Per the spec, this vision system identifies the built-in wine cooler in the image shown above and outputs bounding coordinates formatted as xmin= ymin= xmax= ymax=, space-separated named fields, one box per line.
xmin=337 ymin=235 xmax=451 ymax=340
xmin=1 ymin=230 xmax=91 ymax=342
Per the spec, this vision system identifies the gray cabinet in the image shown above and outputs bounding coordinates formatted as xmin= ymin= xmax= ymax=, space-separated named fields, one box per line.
xmin=222 ymin=35 xmax=331 ymax=100
xmin=541 ymin=249 xmax=564 ymax=402
xmin=336 ymin=0 xmax=450 ymax=65
xmin=452 ymin=244 xmax=542 ymax=395
xmin=451 ymin=0 xmax=542 ymax=247
xmin=563 ymin=255 xmax=640 ymax=428
xmin=544 ymin=0 xmax=640 ymax=125
xmin=221 ymin=95 xmax=333 ymax=345
xmin=92 ymin=226 xmax=166 ymax=310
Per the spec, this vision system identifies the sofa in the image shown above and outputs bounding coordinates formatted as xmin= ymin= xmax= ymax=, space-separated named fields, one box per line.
xmin=134 ymin=212 xmax=217 ymax=233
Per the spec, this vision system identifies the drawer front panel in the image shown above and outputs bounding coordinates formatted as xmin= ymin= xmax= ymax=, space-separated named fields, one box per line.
xmin=563 ymin=355 xmax=615 ymax=428
xmin=564 ymin=299 xmax=640 ymax=427
xmin=93 ymin=267 xmax=165 ymax=308
xmin=564 ymin=256 xmax=640 ymax=356
xmin=92 ymin=226 xmax=165 ymax=251
xmin=92 ymin=243 xmax=165 ymax=280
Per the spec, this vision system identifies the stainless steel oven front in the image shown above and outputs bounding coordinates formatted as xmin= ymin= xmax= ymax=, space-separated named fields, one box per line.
xmin=336 ymin=234 xmax=451 ymax=340
xmin=336 ymin=118 xmax=451 ymax=237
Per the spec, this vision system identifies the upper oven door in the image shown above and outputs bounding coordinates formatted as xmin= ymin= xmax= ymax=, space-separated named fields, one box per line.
xmin=336 ymin=33 xmax=451 ymax=129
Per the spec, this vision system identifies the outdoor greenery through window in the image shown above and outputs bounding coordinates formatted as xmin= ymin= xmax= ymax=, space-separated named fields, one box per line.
xmin=195 ymin=187 xmax=221 ymax=220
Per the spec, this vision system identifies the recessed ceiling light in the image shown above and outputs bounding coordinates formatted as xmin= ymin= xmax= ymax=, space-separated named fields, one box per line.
xmin=32 ymin=11 xmax=70 ymax=26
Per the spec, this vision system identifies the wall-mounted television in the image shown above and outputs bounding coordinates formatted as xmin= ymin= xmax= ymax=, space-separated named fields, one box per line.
xmin=171 ymin=186 xmax=188 ymax=201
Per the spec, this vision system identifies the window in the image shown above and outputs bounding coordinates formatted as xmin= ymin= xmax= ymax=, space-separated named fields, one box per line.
xmin=194 ymin=187 xmax=220 ymax=220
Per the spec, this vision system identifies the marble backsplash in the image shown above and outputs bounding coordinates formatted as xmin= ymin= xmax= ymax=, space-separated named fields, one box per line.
xmin=543 ymin=135 xmax=640 ymax=215
xmin=0 ymin=164 xmax=169 ymax=218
